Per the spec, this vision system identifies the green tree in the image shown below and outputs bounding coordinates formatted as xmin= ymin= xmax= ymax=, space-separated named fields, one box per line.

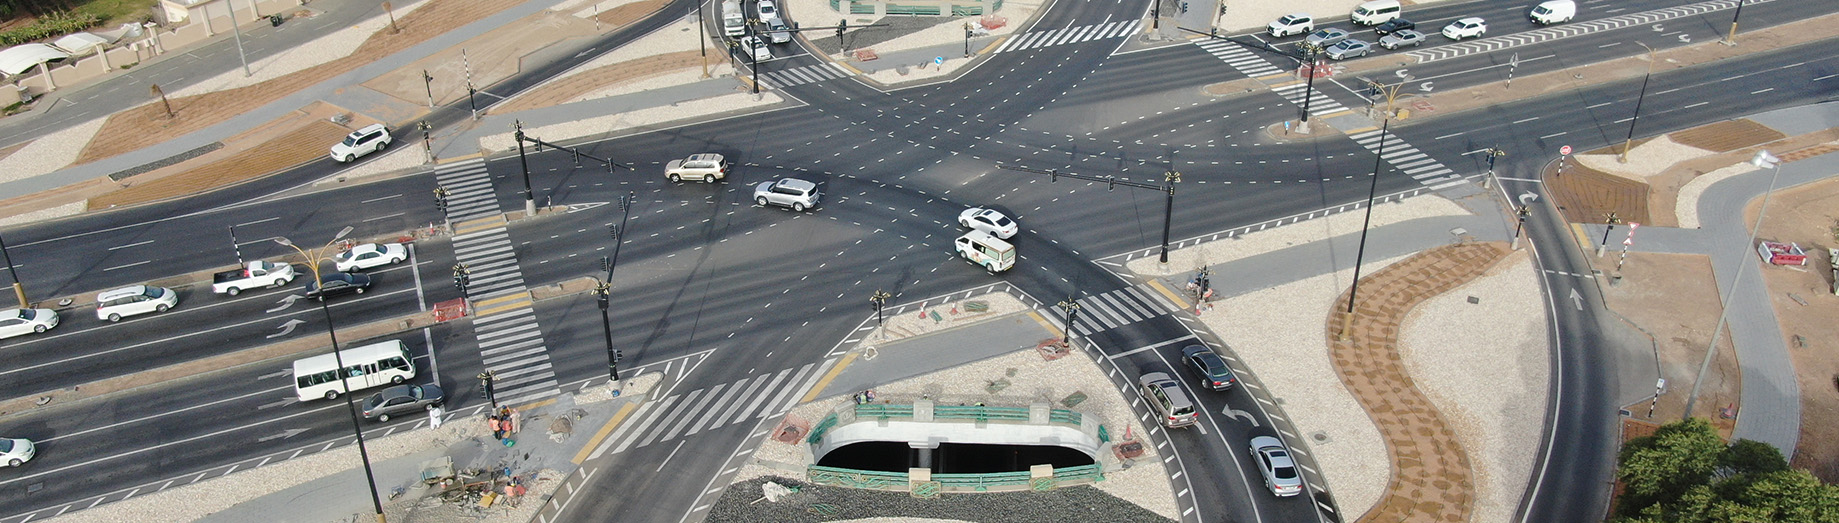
xmin=1618 ymin=417 xmax=1726 ymax=516
xmin=1720 ymin=439 xmax=1789 ymax=477
xmin=1668 ymin=470 xmax=1839 ymax=523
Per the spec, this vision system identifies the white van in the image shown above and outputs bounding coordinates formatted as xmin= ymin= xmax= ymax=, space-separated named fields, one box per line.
xmin=720 ymin=1 xmax=745 ymax=37
xmin=1530 ymin=0 xmax=1576 ymax=25
xmin=1350 ymin=0 xmax=1401 ymax=26
xmin=955 ymin=231 xmax=1014 ymax=274
xmin=293 ymin=340 xmax=416 ymax=401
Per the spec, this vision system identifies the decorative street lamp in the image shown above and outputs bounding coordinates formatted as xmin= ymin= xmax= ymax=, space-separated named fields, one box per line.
xmin=1683 ymin=149 xmax=1782 ymax=420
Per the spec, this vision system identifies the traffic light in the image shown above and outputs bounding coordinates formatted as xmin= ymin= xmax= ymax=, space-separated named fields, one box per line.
xmin=434 ymin=187 xmax=449 ymax=213
xmin=477 ymin=371 xmax=497 ymax=407
xmin=453 ymin=263 xmax=470 ymax=294
xmin=837 ymin=19 xmax=846 ymax=40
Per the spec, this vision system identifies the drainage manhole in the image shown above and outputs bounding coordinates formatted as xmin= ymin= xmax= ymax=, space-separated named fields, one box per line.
xmin=1311 ymin=431 xmax=1332 ymax=444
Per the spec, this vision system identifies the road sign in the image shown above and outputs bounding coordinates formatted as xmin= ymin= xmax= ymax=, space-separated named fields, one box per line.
xmin=1560 ymin=145 xmax=1572 ymax=155
xmin=935 ymin=56 xmax=945 ymax=65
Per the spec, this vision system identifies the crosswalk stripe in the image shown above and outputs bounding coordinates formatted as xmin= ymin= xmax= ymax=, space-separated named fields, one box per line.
xmin=492 ymin=361 xmax=553 ymax=380
xmin=734 ymin=367 xmax=795 ymax=424
xmin=483 ymin=346 xmax=547 ymax=367
xmin=657 ymin=383 xmax=726 ymax=442
xmin=760 ymin=363 xmax=818 ymax=418
xmin=1115 ymin=288 xmax=1161 ymax=318
xmin=685 ymin=380 xmax=749 ymax=437
xmin=776 ymin=360 xmax=834 ymax=415
xmin=481 ymin=338 xmax=542 ymax=357
xmin=613 ymin=395 xmax=681 ymax=454
xmin=473 ymin=307 xmax=533 ymax=326
xmin=636 ymin=388 xmax=706 ymax=449
xmin=711 ymin=374 xmax=771 ymax=429
xmin=1079 ymin=299 xmax=1123 ymax=328
xmin=1096 ymin=294 xmax=1143 ymax=323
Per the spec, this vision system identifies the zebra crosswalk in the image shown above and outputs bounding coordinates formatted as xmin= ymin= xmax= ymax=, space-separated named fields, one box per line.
xmin=589 ymin=359 xmax=837 ymax=459
xmin=1347 ymin=129 xmax=1467 ymax=191
xmin=1194 ymin=39 xmax=1285 ymax=78
xmin=435 ymin=160 xmax=561 ymax=406
xmin=1062 ymin=283 xmax=1185 ymax=336
xmin=757 ymin=63 xmax=857 ymax=89
xmin=995 ymin=20 xmax=1140 ymax=54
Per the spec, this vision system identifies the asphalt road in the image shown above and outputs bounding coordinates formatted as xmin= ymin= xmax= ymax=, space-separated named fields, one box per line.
xmin=3 ymin=0 xmax=1837 ymax=521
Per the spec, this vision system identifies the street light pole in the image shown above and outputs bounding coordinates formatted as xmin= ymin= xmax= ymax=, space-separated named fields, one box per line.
xmin=421 ymin=70 xmax=435 ymax=108
xmin=697 ymin=0 xmax=710 ymax=77
xmin=224 ymin=0 xmax=252 ymax=77
xmin=1482 ymin=146 xmax=1506 ymax=189
xmin=513 ymin=121 xmax=536 ymax=216
xmin=1338 ymin=119 xmax=1390 ymax=340
xmin=1620 ymin=42 xmax=1656 ymax=164
xmin=1598 ymin=211 xmax=1621 ymax=257
xmin=1511 ymin=204 xmax=1531 ymax=250
xmin=1723 ymin=0 xmax=1746 ymax=45
xmin=0 ymin=232 xmax=26 ymax=308
xmin=1683 ymin=150 xmax=1782 ymax=419
xmin=964 ymin=23 xmax=972 ymax=58
xmin=869 ymin=290 xmax=892 ymax=336
xmin=596 ymin=280 xmax=618 ymax=381
xmin=1298 ymin=45 xmax=1321 ymax=128
xmin=1057 ymin=296 xmax=1082 ymax=345
xmin=275 ymin=228 xmax=386 ymax=523
xmin=1160 ymin=170 xmax=1180 ymax=264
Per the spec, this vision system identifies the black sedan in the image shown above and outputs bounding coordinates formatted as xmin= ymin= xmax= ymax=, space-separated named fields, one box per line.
xmin=361 ymin=384 xmax=444 ymax=421
xmin=1182 ymin=345 xmax=1239 ymax=391
xmin=304 ymin=272 xmax=374 ymax=298
xmin=1373 ymin=18 xmax=1415 ymax=36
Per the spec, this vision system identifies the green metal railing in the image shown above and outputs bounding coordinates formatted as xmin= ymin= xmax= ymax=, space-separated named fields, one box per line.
xmin=854 ymin=404 xmax=914 ymax=419
xmin=847 ymin=404 xmax=1082 ymax=426
xmin=934 ymin=405 xmax=1030 ymax=422
xmin=808 ymin=413 xmax=840 ymax=444
xmin=1054 ymin=463 xmax=1105 ymax=482
xmin=885 ymin=3 xmax=942 ymax=15
xmin=808 ymin=465 xmax=908 ymax=490
xmin=951 ymin=4 xmax=983 ymax=15
xmin=932 ymin=470 xmax=1032 ymax=491
xmin=807 ymin=464 xmax=1105 ymax=492
xmin=849 ymin=2 xmax=876 ymax=14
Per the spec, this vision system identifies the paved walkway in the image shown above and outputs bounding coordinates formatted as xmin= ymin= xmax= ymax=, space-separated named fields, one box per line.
xmin=1328 ymin=241 xmax=1510 ymax=523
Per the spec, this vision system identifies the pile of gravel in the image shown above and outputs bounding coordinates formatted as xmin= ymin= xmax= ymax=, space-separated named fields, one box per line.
xmin=704 ymin=476 xmax=1174 ymax=522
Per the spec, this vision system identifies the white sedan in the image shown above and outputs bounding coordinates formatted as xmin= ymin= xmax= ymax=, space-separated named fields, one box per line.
xmin=958 ymin=207 xmax=1018 ymax=239
xmin=333 ymin=243 xmax=408 ymax=272
xmin=1 ymin=437 xmax=34 ymax=467
xmin=0 ymin=308 xmax=57 ymax=340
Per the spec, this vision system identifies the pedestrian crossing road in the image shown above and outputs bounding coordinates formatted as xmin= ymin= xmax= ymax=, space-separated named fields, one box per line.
xmin=588 ymin=358 xmax=837 ymax=459
xmin=757 ymin=63 xmax=856 ymax=89
xmin=995 ymin=20 xmax=1140 ymax=54
xmin=1348 ymin=129 xmax=1467 ymax=191
xmin=1063 ymin=283 xmax=1185 ymax=337
xmin=436 ymin=160 xmax=562 ymax=406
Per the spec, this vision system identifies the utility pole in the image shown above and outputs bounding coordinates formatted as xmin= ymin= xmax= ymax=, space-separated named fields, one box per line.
xmin=697 ymin=0 xmax=709 ymax=77
xmin=1337 ymin=119 xmax=1390 ymax=340
xmin=1723 ymin=0 xmax=1745 ymax=45
xmin=1160 ymin=169 xmax=1180 ymax=264
xmin=869 ymin=290 xmax=892 ymax=336
xmin=224 ymin=0 xmax=251 ymax=77
xmin=1297 ymin=44 xmax=1321 ymax=132
xmin=513 ymin=121 xmax=536 ymax=216
xmin=1620 ymin=42 xmax=1656 ymax=163
xmin=596 ymin=279 xmax=619 ymax=381
xmin=422 ymin=70 xmax=436 ymax=108
xmin=1057 ymin=295 xmax=1082 ymax=344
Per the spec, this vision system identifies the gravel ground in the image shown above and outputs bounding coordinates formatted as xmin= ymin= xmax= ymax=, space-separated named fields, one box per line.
xmin=732 ymin=341 xmax=1177 ymax=520
xmin=0 ymin=201 xmax=85 ymax=226
xmin=1124 ymin=193 xmax=1469 ymax=276
xmin=1396 ymin=253 xmax=1548 ymax=523
xmin=1575 ymin=135 xmax=1712 ymax=180
xmin=705 ymin=477 xmax=1172 ymax=522
xmin=0 ymin=117 xmax=105 ymax=183
xmin=1674 ymin=161 xmax=1758 ymax=229
xmin=476 ymin=91 xmax=782 ymax=153
xmin=171 ymin=0 xmax=431 ymax=99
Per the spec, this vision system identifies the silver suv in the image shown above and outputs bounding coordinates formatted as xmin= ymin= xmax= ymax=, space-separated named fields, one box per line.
xmin=753 ymin=178 xmax=820 ymax=211
xmin=1139 ymin=372 xmax=1198 ymax=428
xmin=665 ymin=153 xmax=729 ymax=183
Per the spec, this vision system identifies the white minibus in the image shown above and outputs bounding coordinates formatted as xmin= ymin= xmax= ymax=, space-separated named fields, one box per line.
xmin=293 ymin=340 xmax=416 ymax=401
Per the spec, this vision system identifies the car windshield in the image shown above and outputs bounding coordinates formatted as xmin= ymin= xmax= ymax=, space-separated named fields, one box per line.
xmin=1279 ymin=15 xmax=1301 ymax=24
xmin=17 ymin=309 xmax=34 ymax=321
xmin=341 ymin=135 xmax=360 ymax=147
xmin=0 ymin=439 xmax=12 ymax=452
xmin=140 ymin=287 xmax=163 ymax=298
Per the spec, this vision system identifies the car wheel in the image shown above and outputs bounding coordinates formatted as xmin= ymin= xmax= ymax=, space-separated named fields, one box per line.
xmin=107 ymin=313 xmax=122 ymax=322
xmin=378 ymin=413 xmax=391 ymax=422
xmin=156 ymin=304 xmax=170 ymax=313
xmin=391 ymin=256 xmax=404 ymax=264
xmin=325 ymin=390 xmax=339 ymax=400
xmin=275 ymin=279 xmax=289 ymax=288
xmin=34 ymin=325 xmax=47 ymax=333
xmin=391 ymin=375 xmax=405 ymax=384
xmin=985 ymin=263 xmax=997 ymax=275
xmin=226 ymin=287 xmax=241 ymax=296
xmin=703 ymin=175 xmax=715 ymax=184
xmin=355 ymin=287 xmax=365 ymax=294
xmin=670 ymin=174 xmax=682 ymax=183
xmin=756 ymin=196 xmax=769 ymax=206
xmin=343 ymin=154 xmax=355 ymax=162
xmin=792 ymin=202 xmax=806 ymax=212
xmin=959 ymin=219 xmax=971 ymax=228
xmin=6 ymin=458 xmax=17 ymax=467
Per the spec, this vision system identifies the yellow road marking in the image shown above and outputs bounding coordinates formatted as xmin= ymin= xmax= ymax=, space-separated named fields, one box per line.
xmin=474 ymin=292 xmax=531 ymax=308
xmin=1027 ymin=310 xmax=1064 ymax=338
xmin=573 ymin=402 xmax=638 ymax=464
xmin=475 ymin=301 xmax=530 ymax=317
xmin=1147 ymin=279 xmax=1190 ymax=309
xmin=978 ymin=37 xmax=1007 ymax=56
xmin=510 ymin=397 xmax=557 ymax=412
xmin=798 ymin=352 xmax=859 ymax=403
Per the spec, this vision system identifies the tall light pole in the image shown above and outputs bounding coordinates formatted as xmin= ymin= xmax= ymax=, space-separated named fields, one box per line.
xmin=1297 ymin=44 xmax=1323 ymax=130
xmin=275 ymin=227 xmax=388 ymax=523
xmin=1338 ymin=119 xmax=1390 ymax=340
xmin=1511 ymin=204 xmax=1531 ymax=250
xmin=1723 ymin=0 xmax=1746 ymax=45
xmin=598 ymin=192 xmax=633 ymax=380
xmin=1160 ymin=169 xmax=1180 ymax=263
xmin=595 ymin=280 xmax=619 ymax=381
xmin=1683 ymin=150 xmax=1782 ymax=419
xmin=224 ymin=0 xmax=251 ymax=77
xmin=513 ymin=120 xmax=536 ymax=216
xmin=0 ymin=232 xmax=25 ymax=308
xmin=1620 ymin=42 xmax=1656 ymax=163
xmin=1482 ymin=145 xmax=1507 ymax=189
xmin=421 ymin=70 xmax=436 ymax=108
xmin=697 ymin=0 xmax=710 ymax=77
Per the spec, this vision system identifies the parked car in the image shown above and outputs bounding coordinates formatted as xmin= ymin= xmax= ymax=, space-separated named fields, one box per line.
xmin=304 ymin=272 xmax=374 ymax=299
xmin=334 ymin=243 xmax=409 ymax=272
xmin=1442 ymin=17 xmax=1487 ymax=40
xmin=1251 ymin=436 xmax=1304 ymax=496
xmin=0 ymin=308 xmax=57 ymax=340
xmin=1138 ymin=372 xmax=1199 ymax=428
xmin=361 ymin=384 xmax=444 ymax=422
xmin=1267 ymin=13 xmax=1313 ymax=37
xmin=1325 ymin=39 xmax=1372 ymax=60
xmin=1378 ymin=29 xmax=1426 ymax=49
xmin=0 ymin=437 xmax=34 ymax=467
xmin=95 ymin=285 xmax=179 ymax=322
xmin=1181 ymin=345 xmax=1238 ymax=391
xmin=740 ymin=35 xmax=773 ymax=61
xmin=330 ymin=123 xmax=391 ymax=163
xmin=768 ymin=19 xmax=792 ymax=44
xmin=212 ymin=260 xmax=297 ymax=295
xmin=664 ymin=153 xmax=730 ymax=183
xmin=1372 ymin=18 xmax=1415 ymax=36
xmin=755 ymin=0 xmax=777 ymax=21
xmin=753 ymin=178 xmax=820 ymax=211
xmin=1303 ymin=27 xmax=1351 ymax=49
xmin=958 ymin=207 xmax=1018 ymax=239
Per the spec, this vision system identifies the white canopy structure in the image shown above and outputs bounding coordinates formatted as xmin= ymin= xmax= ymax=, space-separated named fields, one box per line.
xmin=0 ymin=44 xmax=70 ymax=77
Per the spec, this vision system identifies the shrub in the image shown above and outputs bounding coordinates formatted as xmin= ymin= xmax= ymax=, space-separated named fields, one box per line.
xmin=0 ymin=11 xmax=104 ymax=47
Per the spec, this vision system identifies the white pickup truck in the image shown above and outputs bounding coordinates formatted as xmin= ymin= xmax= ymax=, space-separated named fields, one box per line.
xmin=213 ymin=261 xmax=297 ymax=295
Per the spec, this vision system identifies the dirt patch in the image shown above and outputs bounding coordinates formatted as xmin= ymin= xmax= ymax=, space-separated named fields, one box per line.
xmin=492 ymin=50 xmax=706 ymax=114
xmin=1545 ymin=158 xmax=1649 ymax=226
xmin=1749 ymin=177 xmax=1839 ymax=482
xmin=594 ymin=0 xmax=668 ymax=26
xmin=71 ymin=0 xmax=527 ymax=165
xmin=88 ymin=120 xmax=350 ymax=208
xmin=1670 ymin=119 xmax=1786 ymax=154
xmin=363 ymin=9 xmax=598 ymax=108
xmin=1598 ymin=252 xmax=1740 ymax=432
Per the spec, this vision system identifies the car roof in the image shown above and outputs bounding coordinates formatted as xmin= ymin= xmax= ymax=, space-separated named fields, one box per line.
xmin=1251 ymin=435 xmax=1286 ymax=450
xmin=98 ymin=285 xmax=151 ymax=300
xmin=1456 ymin=17 xmax=1485 ymax=23
xmin=687 ymin=153 xmax=725 ymax=162
xmin=350 ymin=123 xmax=386 ymax=136
xmin=775 ymin=178 xmax=816 ymax=191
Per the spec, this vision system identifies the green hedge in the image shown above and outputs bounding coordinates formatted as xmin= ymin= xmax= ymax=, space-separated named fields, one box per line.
xmin=0 ymin=11 xmax=103 ymax=47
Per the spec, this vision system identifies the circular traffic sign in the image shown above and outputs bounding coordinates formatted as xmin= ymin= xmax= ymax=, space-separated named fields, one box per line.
xmin=1560 ymin=145 xmax=1573 ymax=155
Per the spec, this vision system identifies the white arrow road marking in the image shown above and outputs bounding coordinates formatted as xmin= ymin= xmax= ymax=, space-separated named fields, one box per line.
xmin=267 ymin=319 xmax=305 ymax=339
xmin=267 ymin=294 xmax=302 ymax=313
xmin=257 ymin=369 xmax=292 ymax=380
xmin=258 ymin=428 xmax=309 ymax=442
xmin=1224 ymin=408 xmax=1261 ymax=427
xmin=1519 ymin=191 xmax=1540 ymax=205
xmin=258 ymin=398 xmax=298 ymax=410
xmin=1570 ymin=288 xmax=1583 ymax=310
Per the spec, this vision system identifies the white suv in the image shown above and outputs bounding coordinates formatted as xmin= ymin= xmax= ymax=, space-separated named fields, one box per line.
xmin=665 ymin=153 xmax=730 ymax=183
xmin=753 ymin=178 xmax=820 ymax=211
xmin=331 ymin=124 xmax=391 ymax=162
xmin=96 ymin=285 xmax=180 ymax=322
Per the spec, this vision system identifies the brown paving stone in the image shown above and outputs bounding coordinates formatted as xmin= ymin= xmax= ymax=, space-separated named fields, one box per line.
xmin=72 ymin=0 xmax=527 ymax=166
xmin=1669 ymin=119 xmax=1785 ymax=153
xmin=1327 ymin=242 xmax=1510 ymax=523
xmin=594 ymin=0 xmax=669 ymax=26
xmin=1545 ymin=157 xmax=1649 ymax=225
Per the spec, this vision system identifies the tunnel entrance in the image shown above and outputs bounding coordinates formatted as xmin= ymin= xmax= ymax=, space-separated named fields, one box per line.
xmin=815 ymin=441 xmax=1096 ymax=473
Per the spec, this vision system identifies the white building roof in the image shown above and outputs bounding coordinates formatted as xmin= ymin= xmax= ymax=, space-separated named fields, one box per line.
xmin=0 ymin=44 xmax=70 ymax=77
